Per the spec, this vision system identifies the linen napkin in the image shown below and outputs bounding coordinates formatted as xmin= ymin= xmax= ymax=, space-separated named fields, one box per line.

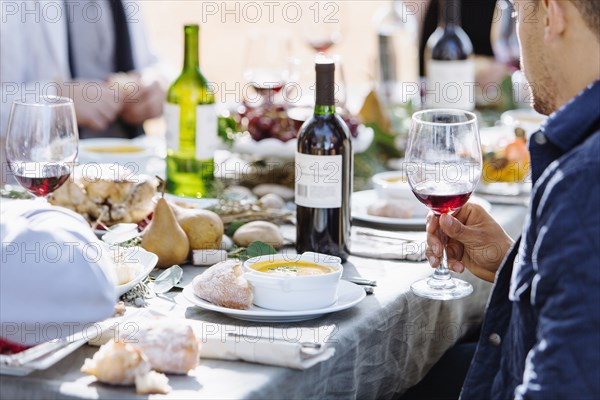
xmin=88 ymin=308 xmax=336 ymax=370
xmin=350 ymin=228 xmax=427 ymax=261
xmin=199 ymin=325 xmax=336 ymax=370
xmin=281 ymin=224 xmax=427 ymax=261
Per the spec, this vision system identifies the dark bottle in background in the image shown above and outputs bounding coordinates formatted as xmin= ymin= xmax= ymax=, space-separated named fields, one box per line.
xmin=492 ymin=0 xmax=520 ymax=70
xmin=295 ymin=59 xmax=352 ymax=262
xmin=425 ymin=0 xmax=475 ymax=110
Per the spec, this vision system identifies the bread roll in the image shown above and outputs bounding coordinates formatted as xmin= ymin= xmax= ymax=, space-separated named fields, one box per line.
xmin=127 ymin=321 xmax=200 ymax=374
xmin=81 ymin=340 xmax=150 ymax=386
xmin=192 ymin=260 xmax=254 ymax=309
xmin=81 ymin=339 xmax=171 ymax=394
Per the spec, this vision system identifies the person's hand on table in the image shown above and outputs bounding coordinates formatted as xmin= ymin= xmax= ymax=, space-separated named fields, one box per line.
xmin=62 ymin=80 xmax=124 ymax=132
xmin=425 ymin=203 xmax=514 ymax=283
xmin=119 ymin=75 xmax=165 ymax=126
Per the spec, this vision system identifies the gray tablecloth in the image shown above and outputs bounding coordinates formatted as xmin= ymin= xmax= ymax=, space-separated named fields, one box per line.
xmin=0 ymin=205 xmax=526 ymax=399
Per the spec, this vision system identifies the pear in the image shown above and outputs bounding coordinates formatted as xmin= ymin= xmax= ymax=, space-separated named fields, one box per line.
xmin=171 ymin=204 xmax=224 ymax=250
xmin=141 ymin=198 xmax=189 ymax=268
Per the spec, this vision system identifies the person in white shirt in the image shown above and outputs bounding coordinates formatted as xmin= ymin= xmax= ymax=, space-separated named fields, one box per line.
xmin=0 ymin=0 xmax=167 ymax=140
xmin=0 ymin=200 xmax=117 ymax=346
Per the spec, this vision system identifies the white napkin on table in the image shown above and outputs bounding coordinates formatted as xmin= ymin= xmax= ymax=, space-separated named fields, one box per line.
xmin=282 ymin=224 xmax=427 ymax=262
xmin=89 ymin=308 xmax=335 ymax=370
xmin=350 ymin=229 xmax=426 ymax=261
xmin=199 ymin=327 xmax=335 ymax=370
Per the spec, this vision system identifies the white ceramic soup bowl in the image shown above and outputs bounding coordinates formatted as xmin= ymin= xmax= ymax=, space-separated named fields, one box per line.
xmin=243 ymin=252 xmax=343 ymax=311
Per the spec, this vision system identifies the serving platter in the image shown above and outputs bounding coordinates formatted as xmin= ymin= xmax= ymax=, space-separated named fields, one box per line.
xmin=180 ymin=280 xmax=366 ymax=323
xmin=231 ymin=124 xmax=374 ymax=159
xmin=352 ymin=190 xmax=492 ymax=228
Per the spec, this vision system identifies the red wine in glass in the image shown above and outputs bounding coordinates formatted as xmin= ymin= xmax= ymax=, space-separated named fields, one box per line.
xmin=411 ymin=181 xmax=473 ymax=214
xmin=251 ymin=81 xmax=285 ymax=95
xmin=12 ymin=163 xmax=70 ymax=197
xmin=412 ymin=190 xmax=472 ymax=215
xmin=246 ymin=70 xmax=286 ymax=97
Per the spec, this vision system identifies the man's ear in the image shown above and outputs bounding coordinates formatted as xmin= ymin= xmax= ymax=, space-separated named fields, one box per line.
xmin=544 ymin=0 xmax=566 ymax=44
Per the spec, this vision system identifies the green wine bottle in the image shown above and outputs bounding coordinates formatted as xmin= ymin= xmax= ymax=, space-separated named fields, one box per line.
xmin=165 ymin=24 xmax=217 ymax=198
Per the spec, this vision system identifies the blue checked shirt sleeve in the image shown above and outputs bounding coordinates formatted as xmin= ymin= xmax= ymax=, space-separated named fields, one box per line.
xmin=515 ymin=164 xmax=600 ymax=399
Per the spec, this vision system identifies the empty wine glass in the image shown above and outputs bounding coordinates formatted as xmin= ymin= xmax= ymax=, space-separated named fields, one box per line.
xmin=5 ymin=96 xmax=79 ymax=201
xmin=243 ymin=31 xmax=291 ymax=106
xmin=405 ymin=109 xmax=482 ymax=300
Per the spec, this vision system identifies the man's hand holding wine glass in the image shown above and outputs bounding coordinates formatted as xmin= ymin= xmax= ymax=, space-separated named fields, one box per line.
xmin=425 ymin=203 xmax=514 ymax=283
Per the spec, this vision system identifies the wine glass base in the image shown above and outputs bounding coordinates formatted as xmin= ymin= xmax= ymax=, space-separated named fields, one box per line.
xmin=411 ymin=276 xmax=473 ymax=300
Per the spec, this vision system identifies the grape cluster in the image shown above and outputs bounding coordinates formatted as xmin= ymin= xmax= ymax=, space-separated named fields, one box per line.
xmin=241 ymin=103 xmax=361 ymax=142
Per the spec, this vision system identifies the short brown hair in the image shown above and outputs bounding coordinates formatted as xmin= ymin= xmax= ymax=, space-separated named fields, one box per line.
xmin=571 ymin=0 xmax=600 ymax=38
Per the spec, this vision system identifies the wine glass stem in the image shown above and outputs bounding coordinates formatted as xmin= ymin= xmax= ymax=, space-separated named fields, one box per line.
xmin=433 ymin=214 xmax=451 ymax=281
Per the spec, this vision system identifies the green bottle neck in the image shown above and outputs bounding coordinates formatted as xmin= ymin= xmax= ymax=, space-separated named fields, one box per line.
xmin=183 ymin=26 xmax=200 ymax=71
xmin=314 ymin=104 xmax=336 ymax=116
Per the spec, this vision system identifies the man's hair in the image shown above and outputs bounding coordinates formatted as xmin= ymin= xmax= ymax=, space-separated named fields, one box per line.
xmin=571 ymin=1 xmax=600 ymax=38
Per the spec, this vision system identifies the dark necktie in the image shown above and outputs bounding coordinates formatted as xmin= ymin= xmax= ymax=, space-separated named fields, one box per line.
xmin=64 ymin=2 xmax=76 ymax=78
xmin=108 ymin=0 xmax=135 ymax=74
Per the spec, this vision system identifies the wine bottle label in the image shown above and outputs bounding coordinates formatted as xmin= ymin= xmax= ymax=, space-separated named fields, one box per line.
xmin=164 ymin=103 xmax=218 ymax=160
xmin=195 ymin=104 xmax=219 ymax=160
xmin=295 ymin=153 xmax=343 ymax=208
xmin=164 ymin=102 xmax=180 ymax=151
xmin=426 ymin=59 xmax=476 ymax=110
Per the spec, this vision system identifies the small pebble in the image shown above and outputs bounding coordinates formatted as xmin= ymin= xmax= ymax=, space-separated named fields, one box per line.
xmin=220 ymin=235 xmax=233 ymax=251
xmin=224 ymin=185 xmax=253 ymax=197
xmin=260 ymin=193 xmax=285 ymax=209
xmin=192 ymin=249 xmax=229 ymax=266
xmin=233 ymin=221 xmax=284 ymax=249
xmin=252 ymin=184 xmax=294 ymax=200
xmin=134 ymin=297 xmax=147 ymax=307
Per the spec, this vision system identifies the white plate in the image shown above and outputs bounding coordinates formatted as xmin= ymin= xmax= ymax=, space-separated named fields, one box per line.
xmin=501 ymin=109 xmax=547 ymax=136
xmin=231 ymin=125 xmax=374 ymax=159
xmin=352 ymin=190 xmax=492 ymax=228
xmin=476 ymin=181 xmax=532 ymax=197
xmin=181 ymin=280 xmax=366 ymax=323
xmin=114 ymin=247 xmax=158 ymax=296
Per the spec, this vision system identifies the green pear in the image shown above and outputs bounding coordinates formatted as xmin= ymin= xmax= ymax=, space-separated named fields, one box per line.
xmin=171 ymin=204 xmax=224 ymax=250
xmin=141 ymin=198 xmax=189 ymax=268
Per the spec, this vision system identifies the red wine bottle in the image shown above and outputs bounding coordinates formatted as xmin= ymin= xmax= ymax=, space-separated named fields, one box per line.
xmin=425 ymin=0 xmax=475 ymax=110
xmin=295 ymin=59 xmax=352 ymax=262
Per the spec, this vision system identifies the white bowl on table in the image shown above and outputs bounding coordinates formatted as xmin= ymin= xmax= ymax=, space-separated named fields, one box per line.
xmin=243 ymin=252 xmax=343 ymax=311
xmin=78 ymin=138 xmax=154 ymax=173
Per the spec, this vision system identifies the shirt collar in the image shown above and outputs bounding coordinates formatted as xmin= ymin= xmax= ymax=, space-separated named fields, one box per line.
xmin=540 ymin=78 xmax=600 ymax=152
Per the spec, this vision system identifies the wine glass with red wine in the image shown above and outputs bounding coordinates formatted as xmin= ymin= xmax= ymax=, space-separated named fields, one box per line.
xmin=302 ymin=10 xmax=343 ymax=54
xmin=5 ymin=96 xmax=78 ymax=201
xmin=243 ymin=31 xmax=291 ymax=106
xmin=405 ymin=109 xmax=482 ymax=300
